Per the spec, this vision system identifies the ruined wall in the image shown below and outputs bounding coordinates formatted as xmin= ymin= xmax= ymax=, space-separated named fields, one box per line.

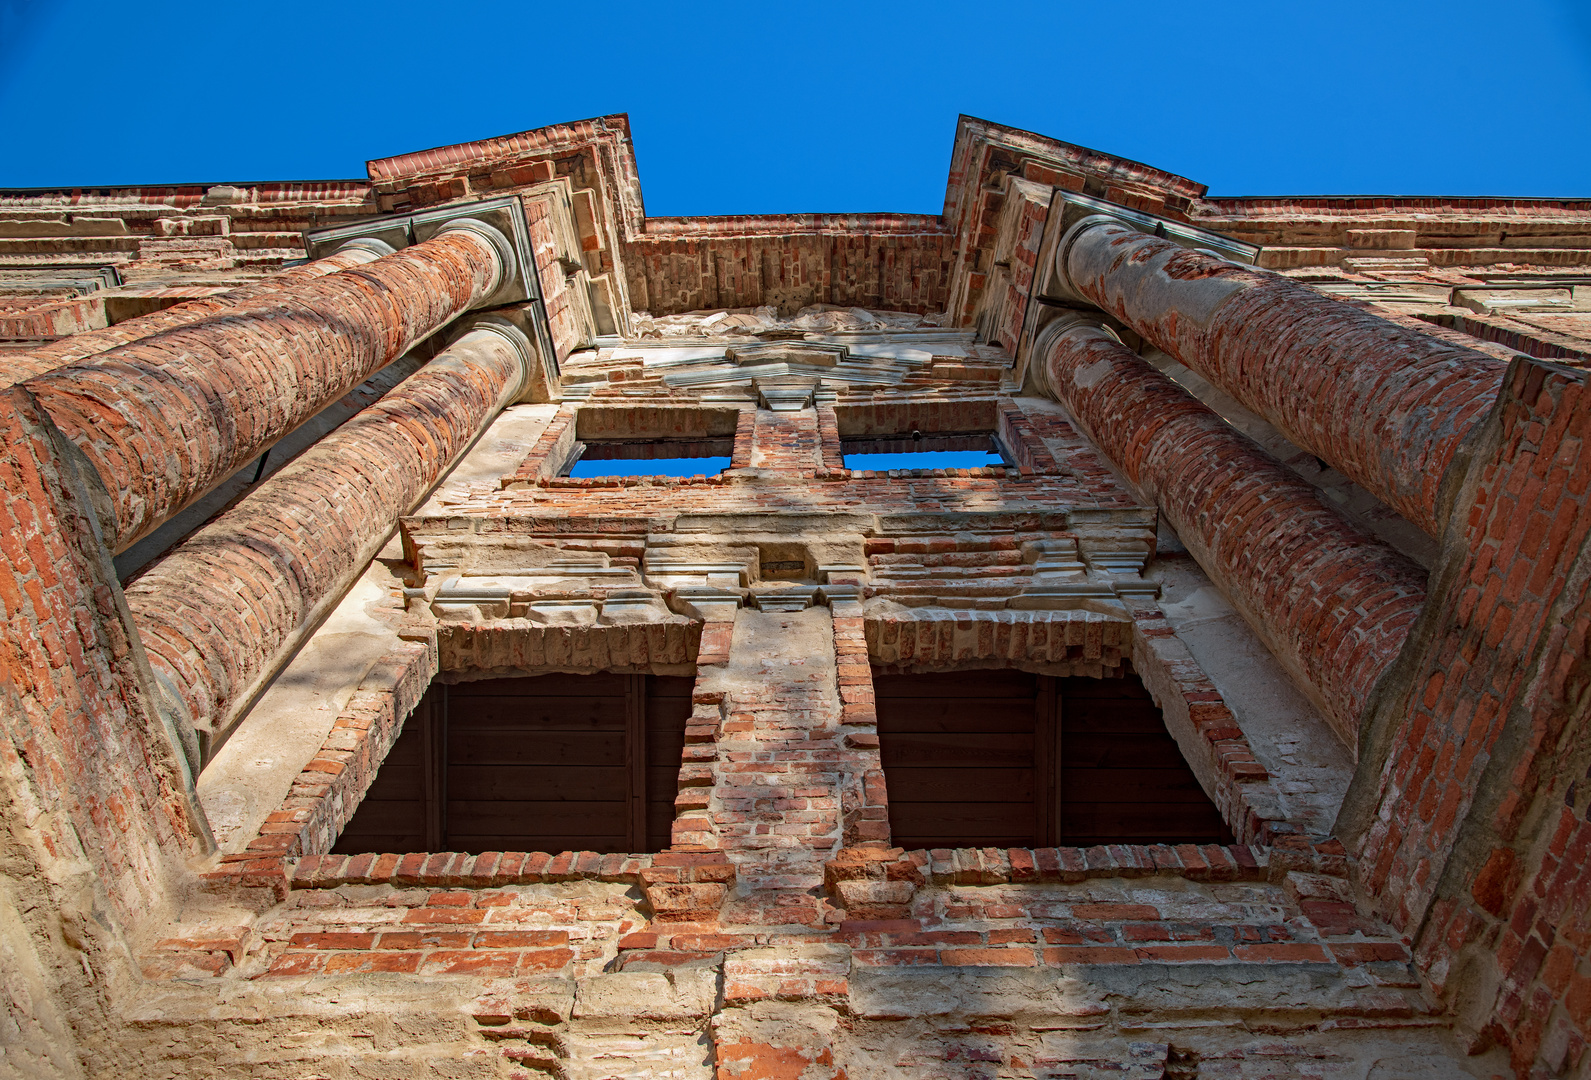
xmin=5 ymin=111 xmax=1591 ymax=1078
xmin=1340 ymin=358 xmax=1591 ymax=1076
xmin=0 ymin=387 xmax=206 ymax=1077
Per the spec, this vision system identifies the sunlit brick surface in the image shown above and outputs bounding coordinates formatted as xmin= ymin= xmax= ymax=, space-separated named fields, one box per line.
xmin=4 ymin=113 xmax=1591 ymax=1079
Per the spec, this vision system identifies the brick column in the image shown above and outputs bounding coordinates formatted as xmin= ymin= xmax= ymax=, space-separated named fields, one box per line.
xmin=1056 ymin=217 xmax=1507 ymax=537
xmin=0 ymin=239 xmax=393 ymax=389
xmin=125 ymin=320 xmax=533 ymax=756
xmin=1035 ymin=315 xmax=1428 ymax=745
xmin=26 ymin=222 xmax=511 ymax=552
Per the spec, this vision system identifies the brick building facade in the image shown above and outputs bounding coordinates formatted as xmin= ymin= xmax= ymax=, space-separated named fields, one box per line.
xmin=2 ymin=114 xmax=1590 ymax=1078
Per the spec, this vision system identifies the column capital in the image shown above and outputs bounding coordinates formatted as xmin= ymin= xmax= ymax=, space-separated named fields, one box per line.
xmin=304 ymin=195 xmax=557 ymax=372
xmin=1034 ymin=192 xmax=1259 ymax=308
xmin=1027 ymin=310 xmax=1121 ymax=402
xmin=446 ymin=313 xmax=549 ymax=404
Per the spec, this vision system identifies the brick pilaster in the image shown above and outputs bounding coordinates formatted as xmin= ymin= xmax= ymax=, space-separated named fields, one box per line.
xmin=687 ymin=607 xmax=850 ymax=918
xmin=749 ymin=408 xmax=822 ymax=474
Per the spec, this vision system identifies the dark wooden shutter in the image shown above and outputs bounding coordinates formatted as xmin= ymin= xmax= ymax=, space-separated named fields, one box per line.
xmin=874 ymin=670 xmax=1044 ymax=849
xmin=873 ymin=667 xmax=1232 ymax=849
xmin=333 ymin=673 xmax=692 ymax=855
xmin=1059 ymin=674 xmax=1232 ymax=846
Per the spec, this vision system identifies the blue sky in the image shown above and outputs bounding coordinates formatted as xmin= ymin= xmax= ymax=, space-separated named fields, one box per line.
xmin=3 ymin=1 xmax=1590 ymax=211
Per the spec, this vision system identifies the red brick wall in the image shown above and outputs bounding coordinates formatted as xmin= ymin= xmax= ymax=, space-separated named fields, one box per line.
xmin=1349 ymin=358 xmax=1591 ymax=1076
xmin=0 ymin=386 xmax=202 ymax=931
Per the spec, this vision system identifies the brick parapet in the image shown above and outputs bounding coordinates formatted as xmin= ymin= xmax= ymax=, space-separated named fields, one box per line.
xmin=1039 ymin=319 xmax=1428 ymax=743
xmin=25 ymin=227 xmax=503 ymax=551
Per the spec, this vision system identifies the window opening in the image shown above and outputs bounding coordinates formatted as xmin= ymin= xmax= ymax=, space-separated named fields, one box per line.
xmin=874 ymin=668 xmax=1231 ymax=849
xmin=334 ymin=673 xmax=692 ymax=854
xmin=565 ymin=438 xmax=733 ymax=478
xmin=841 ymin=431 xmax=1010 ymax=471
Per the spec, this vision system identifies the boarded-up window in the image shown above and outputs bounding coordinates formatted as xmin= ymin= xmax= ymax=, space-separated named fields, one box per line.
xmin=874 ymin=668 xmax=1232 ymax=849
xmin=334 ymin=673 xmax=692 ymax=855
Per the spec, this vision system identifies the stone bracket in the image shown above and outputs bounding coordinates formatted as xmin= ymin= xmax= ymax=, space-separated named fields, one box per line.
xmin=669 ymin=586 xmax=744 ymax=621
xmin=755 ymin=375 xmax=819 ymax=411
xmin=750 ymin=585 xmax=820 ymax=612
xmin=1079 ymin=539 xmax=1151 ymax=577
xmin=1030 ymin=537 xmax=1087 ymax=577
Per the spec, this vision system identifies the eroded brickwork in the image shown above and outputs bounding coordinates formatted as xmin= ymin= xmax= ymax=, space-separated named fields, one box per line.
xmin=125 ymin=323 xmax=528 ymax=750
xmin=5 ymin=112 xmax=1591 ymax=1080
xmin=1058 ymin=220 xmax=1510 ymax=538
xmin=1344 ymin=359 xmax=1591 ymax=1076
xmin=26 ymin=228 xmax=503 ymax=550
xmin=1038 ymin=317 xmax=1429 ymax=742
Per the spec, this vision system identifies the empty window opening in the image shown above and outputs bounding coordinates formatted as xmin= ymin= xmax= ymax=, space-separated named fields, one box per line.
xmin=874 ymin=668 xmax=1232 ymax=849
xmin=334 ymin=673 xmax=692 ymax=855
xmin=842 ymin=431 xmax=1010 ymax=471
xmin=566 ymin=438 xmax=733 ymax=478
